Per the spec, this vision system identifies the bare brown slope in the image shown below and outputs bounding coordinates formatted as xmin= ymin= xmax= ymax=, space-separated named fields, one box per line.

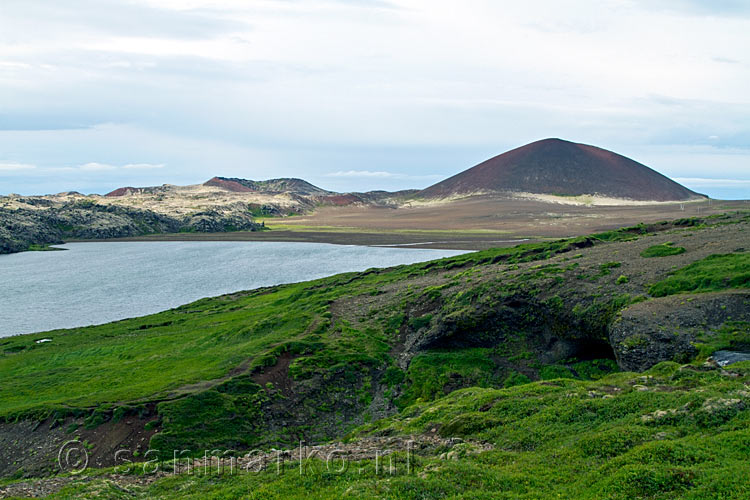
xmin=419 ymin=138 xmax=705 ymax=202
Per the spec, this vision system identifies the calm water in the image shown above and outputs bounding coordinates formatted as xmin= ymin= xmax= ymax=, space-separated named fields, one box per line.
xmin=0 ymin=242 xmax=467 ymax=337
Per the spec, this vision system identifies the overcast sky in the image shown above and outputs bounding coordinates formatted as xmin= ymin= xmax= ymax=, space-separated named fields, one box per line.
xmin=1 ymin=0 xmax=749 ymax=198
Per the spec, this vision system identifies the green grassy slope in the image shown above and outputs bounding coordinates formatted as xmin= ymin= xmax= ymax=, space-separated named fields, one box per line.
xmin=2 ymin=212 xmax=750 ymax=499
xmin=0 ymin=228 xmax=645 ymax=420
xmin=20 ymin=361 xmax=750 ymax=499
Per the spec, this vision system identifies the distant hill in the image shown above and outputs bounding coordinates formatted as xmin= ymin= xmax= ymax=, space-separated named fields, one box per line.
xmin=105 ymin=186 xmax=145 ymax=197
xmin=418 ymin=138 xmax=705 ymax=202
xmin=203 ymin=177 xmax=331 ymax=195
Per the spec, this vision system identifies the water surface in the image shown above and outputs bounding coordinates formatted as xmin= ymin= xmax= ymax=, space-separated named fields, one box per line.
xmin=0 ymin=241 xmax=467 ymax=337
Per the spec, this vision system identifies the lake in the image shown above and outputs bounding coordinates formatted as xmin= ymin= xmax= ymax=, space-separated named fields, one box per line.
xmin=0 ymin=241 xmax=467 ymax=337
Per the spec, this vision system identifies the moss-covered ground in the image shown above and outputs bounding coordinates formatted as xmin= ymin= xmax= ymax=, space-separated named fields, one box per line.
xmin=8 ymin=361 xmax=750 ymax=499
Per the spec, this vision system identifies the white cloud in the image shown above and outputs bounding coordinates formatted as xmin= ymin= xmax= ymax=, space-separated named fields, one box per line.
xmin=0 ymin=162 xmax=36 ymax=171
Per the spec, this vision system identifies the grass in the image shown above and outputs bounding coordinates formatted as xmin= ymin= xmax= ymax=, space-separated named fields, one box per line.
xmin=395 ymin=348 xmax=503 ymax=407
xmin=649 ymin=252 xmax=750 ymax=297
xmin=0 ymin=234 xmax=611 ymax=420
xmin=30 ymin=361 xmax=750 ymax=499
xmin=0 ymin=281 xmax=321 ymax=416
xmin=3 ymin=212 xmax=750 ymax=498
xmin=26 ymin=244 xmax=65 ymax=252
xmin=641 ymin=242 xmax=686 ymax=258
xmin=0 ymin=218 xmax=730 ymax=418
xmin=346 ymin=362 xmax=750 ymax=500
xmin=692 ymin=321 xmax=750 ymax=359
xmin=0 ymin=227 xmax=647 ymax=454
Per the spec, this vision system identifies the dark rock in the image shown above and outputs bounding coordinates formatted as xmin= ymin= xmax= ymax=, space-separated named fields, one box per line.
xmin=711 ymin=350 xmax=750 ymax=367
xmin=609 ymin=291 xmax=750 ymax=371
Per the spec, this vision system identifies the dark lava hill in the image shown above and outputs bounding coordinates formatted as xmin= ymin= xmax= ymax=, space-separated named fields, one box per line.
xmin=203 ymin=176 xmax=331 ymax=195
xmin=419 ymin=138 xmax=705 ymax=202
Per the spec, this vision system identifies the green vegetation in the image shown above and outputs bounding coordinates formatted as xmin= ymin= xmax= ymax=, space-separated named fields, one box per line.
xmin=3 ymin=212 xmax=750 ymax=498
xmin=641 ymin=241 xmax=686 ymax=258
xmin=407 ymin=314 xmax=433 ymax=331
xmin=33 ymin=361 xmax=750 ymax=499
xmin=571 ymin=358 xmax=619 ymax=380
xmin=397 ymin=348 xmax=503 ymax=407
xmin=529 ymin=360 xmax=618 ymax=382
xmin=0 ymin=279 xmax=330 ymax=417
xmin=0 ymin=223 xmax=651 ymax=455
xmin=649 ymin=252 xmax=750 ymax=297
xmin=538 ymin=364 xmax=572 ymax=380
xmin=596 ymin=261 xmax=621 ymax=278
xmin=1 ymin=216 xmax=727 ymax=438
xmin=26 ymin=244 xmax=64 ymax=251
xmin=0 ymin=233 xmax=619 ymax=418
xmin=503 ymin=370 xmax=532 ymax=388
xmin=247 ymin=205 xmax=276 ymax=217
xmin=349 ymin=362 xmax=750 ymax=500
xmin=692 ymin=321 xmax=750 ymax=359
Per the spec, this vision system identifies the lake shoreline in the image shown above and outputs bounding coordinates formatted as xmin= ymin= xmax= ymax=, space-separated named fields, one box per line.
xmin=64 ymin=229 xmax=538 ymax=251
xmin=0 ymin=241 xmax=467 ymax=337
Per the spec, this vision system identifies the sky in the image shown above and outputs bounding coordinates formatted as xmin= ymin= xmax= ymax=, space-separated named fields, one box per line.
xmin=0 ymin=0 xmax=749 ymax=199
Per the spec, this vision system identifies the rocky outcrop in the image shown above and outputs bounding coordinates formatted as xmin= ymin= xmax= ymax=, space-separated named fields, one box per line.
xmin=0 ymin=201 xmax=262 ymax=255
xmin=711 ymin=350 xmax=750 ymax=367
xmin=183 ymin=209 xmax=260 ymax=232
xmin=0 ymin=208 xmax=62 ymax=253
xmin=609 ymin=291 xmax=750 ymax=371
xmin=204 ymin=176 xmax=331 ymax=196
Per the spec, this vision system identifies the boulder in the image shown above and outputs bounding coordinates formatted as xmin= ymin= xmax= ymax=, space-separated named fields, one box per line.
xmin=609 ymin=291 xmax=750 ymax=371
